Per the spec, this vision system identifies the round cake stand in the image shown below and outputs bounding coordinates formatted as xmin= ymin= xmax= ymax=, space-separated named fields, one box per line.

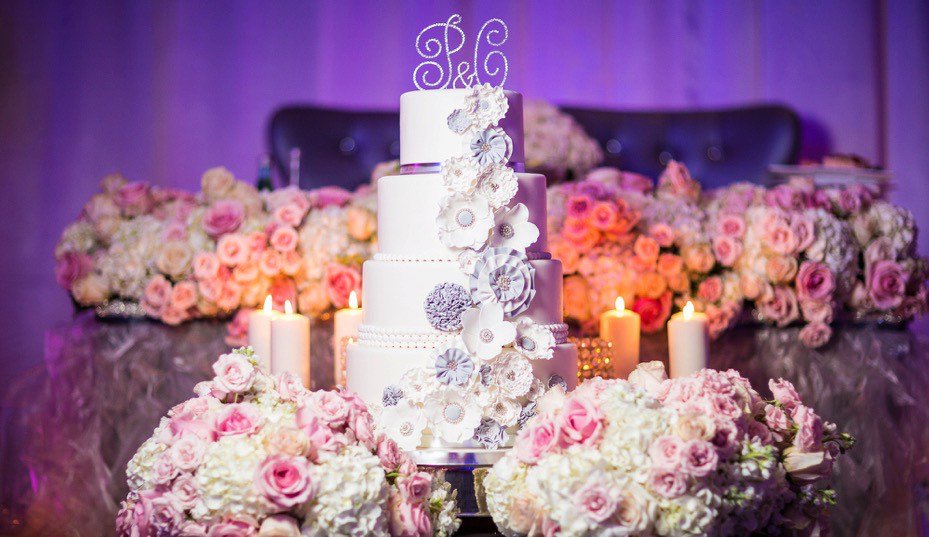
xmin=413 ymin=448 xmax=506 ymax=526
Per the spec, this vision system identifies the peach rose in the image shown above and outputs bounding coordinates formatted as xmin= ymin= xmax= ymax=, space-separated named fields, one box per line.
xmin=83 ymin=193 xmax=120 ymax=224
xmin=697 ymin=276 xmax=723 ymax=303
xmin=563 ymin=275 xmax=592 ymax=323
xmin=270 ymin=227 xmax=299 ymax=253
xmin=142 ymin=275 xmax=172 ymax=313
xmin=216 ymin=282 xmax=243 ymax=312
xmin=635 ymin=272 xmax=668 ymax=299
xmin=682 ymin=244 xmax=714 ymax=273
xmin=216 ymin=233 xmax=250 ymax=266
xmin=589 ymin=201 xmax=619 ymax=231
xmin=560 ymin=216 xmax=600 ymax=251
xmin=297 ymin=283 xmax=331 ymax=316
xmin=170 ymin=281 xmax=198 ymax=310
xmin=633 ymin=236 xmax=660 ymax=266
xmin=274 ymin=204 xmax=307 ymax=228
xmin=72 ymin=274 xmax=109 ymax=306
xmin=259 ymin=250 xmax=284 ymax=277
xmin=201 ymin=166 xmax=236 ymax=202
xmin=324 ymin=264 xmax=361 ymax=308
xmin=346 ymin=206 xmax=376 ymax=241
xmin=656 ymin=253 xmax=684 ymax=278
xmin=712 ymin=236 xmax=742 ymax=267
xmin=233 ymin=261 xmax=260 ymax=283
xmin=649 ymin=223 xmax=676 ymax=248
xmin=765 ymin=255 xmax=798 ymax=284
xmin=281 ymin=251 xmax=303 ymax=276
xmin=666 ymin=272 xmax=691 ymax=293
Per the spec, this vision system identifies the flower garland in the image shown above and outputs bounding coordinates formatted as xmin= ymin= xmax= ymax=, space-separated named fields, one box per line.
xmin=116 ymin=347 xmax=460 ymax=536
xmin=483 ymin=361 xmax=854 ymax=536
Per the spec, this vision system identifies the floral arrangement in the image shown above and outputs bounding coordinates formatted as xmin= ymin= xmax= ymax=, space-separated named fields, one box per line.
xmin=523 ymin=100 xmax=603 ymax=182
xmin=549 ymin=164 xmax=742 ymax=339
xmin=550 ymin=164 xmax=929 ymax=347
xmin=116 ymin=347 xmax=459 ymax=536
xmin=484 ymin=362 xmax=853 ymax=536
xmin=376 ymin=84 xmax=565 ymax=450
xmin=54 ymin=168 xmax=376 ymax=333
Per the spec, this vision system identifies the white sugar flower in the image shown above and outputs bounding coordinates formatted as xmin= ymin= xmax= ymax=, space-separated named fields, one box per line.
xmin=461 ymin=302 xmax=516 ymax=361
xmin=442 ymin=156 xmax=482 ymax=195
xmin=458 ymin=249 xmax=480 ymax=275
xmin=514 ymin=317 xmax=556 ymax=360
xmin=398 ymin=367 xmax=437 ymax=404
xmin=436 ymin=194 xmax=494 ymax=250
xmin=479 ymin=165 xmax=519 ymax=208
xmin=379 ymin=398 xmax=427 ymax=451
xmin=469 ymin=127 xmax=513 ymax=167
xmin=465 ymin=83 xmax=509 ymax=129
xmin=492 ymin=350 xmax=535 ymax=398
xmin=486 ymin=393 xmax=522 ymax=428
xmin=490 ymin=203 xmax=540 ymax=251
xmin=426 ymin=387 xmax=483 ymax=443
xmin=447 ymin=108 xmax=473 ymax=134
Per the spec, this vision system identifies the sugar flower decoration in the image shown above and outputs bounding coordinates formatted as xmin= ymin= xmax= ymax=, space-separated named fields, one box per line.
xmin=514 ymin=317 xmax=556 ymax=360
xmin=379 ymin=399 xmax=427 ymax=451
xmin=490 ymin=203 xmax=540 ymax=251
xmin=458 ymin=249 xmax=480 ymax=275
xmin=469 ymin=247 xmax=537 ymax=317
xmin=465 ymin=83 xmax=509 ymax=129
xmin=547 ymin=374 xmax=568 ymax=392
xmin=398 ymin=367 xmax=437 ymax=405
xmin=479 ymin=165 xmax=519 ymax=209
xmin=473 ymin=417 xmax=510 ymax=449
xmin=493 ymin=350 xmax=534 ymax=398
xmin=424 ymin=282 xmax=472 ymax=331
xmin=469 ymin=127 xmax=513 ymax=167
xmin=447 ymin=108 xmax=472 ymax=135
xmin=461 ymin=302 xmax=516 ymax=361
xmin=432 ymin=340 xmax=476 ymax=387
xmin=426 ymin=387 xmax=483 ymax=444
xmin=381 ymin=385 xmax=404 ymax=407
xmin=517 ymin=401 xmax=537 ymax=428
xmin=442 ymin=156 xmax=482 ymax=195
xmin=486 ymin=395 xmax=522 ymax=428
xmin=436 ymin=194 xmax=493 ymax=250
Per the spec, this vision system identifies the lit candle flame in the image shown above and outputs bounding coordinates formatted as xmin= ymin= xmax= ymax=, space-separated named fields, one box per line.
xmin=263 ymin=295 xmax=273 ymax=313
xmin=683 ymin=301 xmax=695 ymax=320
xmin=615 ymin=296 xmax=625 ymax=312
xmin=348 ymin=290 xmax=359 ymax=309
xmin=284 ymin=299 xmax=294 ymax=315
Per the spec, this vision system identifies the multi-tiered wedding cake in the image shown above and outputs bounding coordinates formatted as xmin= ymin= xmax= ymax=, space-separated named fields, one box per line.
xmin=346 ymin=84 xmax=578 ymax=451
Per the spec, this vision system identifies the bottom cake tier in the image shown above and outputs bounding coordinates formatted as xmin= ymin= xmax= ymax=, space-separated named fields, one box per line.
xmin=346 ymin=342 xmax=579 ymax=406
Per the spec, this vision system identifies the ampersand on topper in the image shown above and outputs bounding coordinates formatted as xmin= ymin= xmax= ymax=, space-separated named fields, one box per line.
xmin=413 ymin=14 xmax=509 ymax=90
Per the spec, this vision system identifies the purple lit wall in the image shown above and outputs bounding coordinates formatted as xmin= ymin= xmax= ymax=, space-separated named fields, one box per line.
xmin=2 ymin=0 xmax=928 ymax=389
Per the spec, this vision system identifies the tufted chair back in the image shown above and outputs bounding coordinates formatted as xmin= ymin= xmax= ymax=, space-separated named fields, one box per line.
xmin=268 ymin=103 xmax=799 ymax=191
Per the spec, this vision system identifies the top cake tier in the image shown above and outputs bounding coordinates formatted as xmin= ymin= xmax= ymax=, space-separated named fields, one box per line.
xmin=400 ymin=89 xmax=525 ymax=166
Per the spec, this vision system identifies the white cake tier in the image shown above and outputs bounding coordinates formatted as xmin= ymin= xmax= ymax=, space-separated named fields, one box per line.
xmin=346 ymin=342 xmax=578 ymax=408
xmin=360 ymin=258 xmax=564 ymax=330
xmin=400 ymin=89 xmax=524 ymax=166
xmin=376 ymin=171 xmax=549 ymax=259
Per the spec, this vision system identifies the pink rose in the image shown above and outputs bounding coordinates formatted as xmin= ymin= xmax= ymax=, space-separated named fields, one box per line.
xmin=585 ymin=166 xmax=623 ymax=186
xmin=168 ymin=413 xmax=216 ymax=443
xmin=55 ymin=252 xmax=92 ymax=290
xmin=648 ymin=435 xmax=685 ymax=469
xmin=84 ymin=192 xmax=120 ymax=223
xmin=759 ymin=286 xmax=799 ymax=327
xmin=142 ymin=275 xmax=172 ymax=314
xmin=398 ymin=472 xmax=433 ymax=502
xmin=716 ymin=214 xmax=746 ymax=239
xmin=710 ymin=418 xmax=739 ymax=457
xmin=214 ymin=403 xmax=261 ymax=437
xmin=633 ymin=236 xmax=660 ymax=266
xmin=769 ymin=378 xmax=802 ymax=411
xmin=800 ymin=300 xmax=833 ymax=324
xmin=792 ymin=215 xmax=816 ymax=252
xmin=305 ymin=390 xmax=351 ymax=428
xmin=697 ymin=276 xmax=723 ymax=303
xmin=792 ymin=405 xmax=824 ymax=452
xmin=281 ymin=251 xmax=303 ymax=276
xmin=516 ymin=417 xmax=560 ymax=464
xmin=255 ymin=455 xmax=317 ymax=509
xmin=765 ymin=184 xmax=807 ymax=211
xmin=389 ymin=496 xmax=433 ymax=537
xmin=558 ymin=395 xmax=604 ymax=447
xmin=268 ymin=278 xmax=297 ymax=311
xmin=657 ymin=160 xmax=700 ymax=202
xmin=193 ymin=252 xmax=221 ymax=280
xmin=273 ymin=204 xmax=307 ymax=228
xmin=171 ymin=281 xmax=198 ymax=311
xmin=761 ymin=212 xmax=798 ymax=255
xmin=152 ymin=453 xmax=180 ymax=485
xmin=679 ymin=440 xmax=718 ymax=477
xmin=656 ymin=253 xmax=684 ymax=278
xmin=217 ymin=233 xmax=250 ymax=266
xmin=171 ymin=474 xmax=200 ymax=510
xmin=269 ymin=226 xmax=299 ymax=253
xmin=349 ymin=411 xmax=376 ymax=449
xmin=170 ymin=435 xmax=206 ymax=471
xmin=867 ymin=259 xmax=908 ymax=310
xmin=308 ymin=186 xmax=352 ymax=209
xmin=212 ymin=352 xmax=256 ymax=395
xmin=258 ymin=250 xmax=284 ymax=276
xmin=566 ymin=194 xmax=594 ymax=219
xmin=377 ymin=436 xmax=411 ymax=472
xmin=800 ymin=321 xmax=832 ymax=348
xmin=796 ymin=261 xmax=835 ymax=302
xmin=325 ymin=264 xmax=362 ymax=309
xmin=632 ymin=292 xmax=673 ymax=333
xmin=649 ymin=223 xmax=676 ymax=248
xmin=267 ymin=186 xmax=310 ymax=212
xmin=588 ymin=201 xmax=618 ymax=231
xmin=783 ymin=447 xmax=834 ymax=484
xmin=277 ymin=372 xmax=308 ymax=402
xmin=619 ymin=171 xmax=654 ymax=194
xmin=136 ymin=490 xmax=185 ymax=535
xmin=115 ymin=181 xmax=153 ymax=216
xmin=295 ymin=411 xmax=345 ymax=454
xmin=574 ymin=481 xmax=617 ymax=523
xmin=216 ymin=282 xmax=243 ymax=311
xmin=647 ymin=468 xmax=687 ymax=499
xmin=202 ymin=200 xmax=245 ymax=238
xmin=207 ymin=517 xmax=258 ymax=537
xmin=712 ymin=236 xmax=742 ymax=267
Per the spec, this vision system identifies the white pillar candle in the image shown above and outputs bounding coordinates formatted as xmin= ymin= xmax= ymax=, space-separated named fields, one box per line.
xmin=270 ymin=300 xmax=311 ymax=387
xmin=599 ymin=296 xmax=641 ymax=379
xmin=333 ymin=290 xmax=363 ymax=387
xmin=667 ymin=301 xmax=709 ymax=378
xmin=247 ymin=295 xmax=277 ymax=370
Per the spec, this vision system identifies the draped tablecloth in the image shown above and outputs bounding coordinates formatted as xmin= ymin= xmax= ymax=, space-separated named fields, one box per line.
xmin=1 ymin=314 xmax=928 ymax=536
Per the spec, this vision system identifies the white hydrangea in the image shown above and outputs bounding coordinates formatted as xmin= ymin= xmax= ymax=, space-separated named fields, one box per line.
xmin=125 ymin=432 xmax=168 ymax=492
xmin=302 ymin=445 xmax=390 ymax=536
xmin=55 ymin=221 xmax=98 ymax=256
xmin=192 ymin=435 xmax=267 ymax=522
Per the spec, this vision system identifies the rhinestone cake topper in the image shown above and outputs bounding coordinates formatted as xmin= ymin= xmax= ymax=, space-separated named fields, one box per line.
xmin=413 ymin=14 xmax=509 ymax=90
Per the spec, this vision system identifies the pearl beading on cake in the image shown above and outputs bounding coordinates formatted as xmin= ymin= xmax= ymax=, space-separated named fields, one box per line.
xmin=373 ymin=251 xmax=552 ymax=262
xmin=357 ymin=323 xmax=569 ymax=349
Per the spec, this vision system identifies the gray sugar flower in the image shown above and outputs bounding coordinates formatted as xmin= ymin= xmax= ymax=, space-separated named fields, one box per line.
xmin=548 ymin=374 xmax=568 ymax=392
xmin=517 ymin=402 xmax=538 ymax=428
xmin=382 ymin=385 xmax=404 ymax=407
xmin=470 ymin=247 xmax=536 ymax=317
xmin=469 ymin=127 xmax=513 ymax=167
xmin=424 ymin=282 xmax=472 ymax=331
xmin=435 ymin=347 xmax=475 ymax=386
xmin=447 ymin=109 xmax=472 ymax=134
xmin=473 ymin=417 xmax=509 ymax=450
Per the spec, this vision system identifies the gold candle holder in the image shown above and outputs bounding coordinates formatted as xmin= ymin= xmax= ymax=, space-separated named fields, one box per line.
xmin=569 ymin=337 xmax=615 ymax=381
